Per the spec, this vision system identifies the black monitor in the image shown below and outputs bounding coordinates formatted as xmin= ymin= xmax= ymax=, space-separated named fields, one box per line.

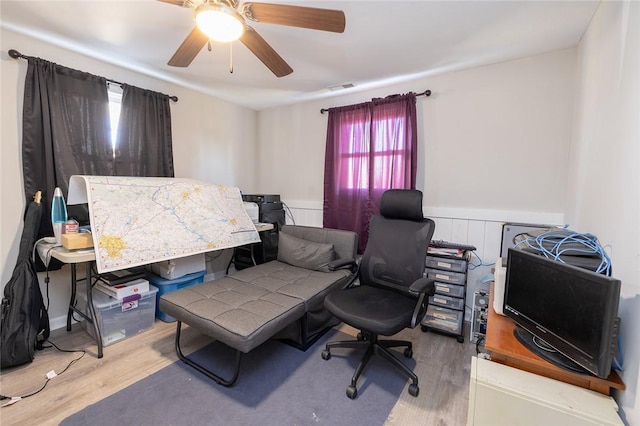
xmin=503 ymin=248 xmax=621 ymax=378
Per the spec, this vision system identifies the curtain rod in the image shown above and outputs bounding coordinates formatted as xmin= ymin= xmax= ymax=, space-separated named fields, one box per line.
xmin=9 ymin=49 xmax=179 ymax=102
xmin=319 ymin=89 xmax=431 ymax=114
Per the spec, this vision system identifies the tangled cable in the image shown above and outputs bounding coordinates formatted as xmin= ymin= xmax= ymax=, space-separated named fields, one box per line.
xmin=514 ymin=226 xmax=612 ymax=276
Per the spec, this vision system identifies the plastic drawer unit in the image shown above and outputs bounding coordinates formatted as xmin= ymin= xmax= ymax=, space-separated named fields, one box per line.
xmin=429 ymin=293 xmax=465 ymax=311
xmin=424 ymin=305 xmax=463 ymax=336
xmin=426 ymin=256 xmax=468 ymax=273
xmin=425 ymin=267 xmax=466 ymax=286
xmin=422 ymin=251 xmax=470 ymax=343
xmin=434 ymin=281 xmax=465 ymax=298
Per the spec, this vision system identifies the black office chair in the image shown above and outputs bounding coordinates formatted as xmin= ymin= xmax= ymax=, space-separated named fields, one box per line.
xmin=322 ymin=189 xmax=435 ymax=399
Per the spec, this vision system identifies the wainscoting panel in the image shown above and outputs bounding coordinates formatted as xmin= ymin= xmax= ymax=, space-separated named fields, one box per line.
xmin=285 ymin=200 xmax=564 ymax=321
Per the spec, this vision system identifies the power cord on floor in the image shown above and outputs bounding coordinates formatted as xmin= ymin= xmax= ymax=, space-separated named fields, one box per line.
xmin=0 ymin=340 xmax=86 ymax=405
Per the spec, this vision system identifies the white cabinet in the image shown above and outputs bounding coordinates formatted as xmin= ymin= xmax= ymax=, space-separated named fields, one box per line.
xmin=467 ymin=356 xmax=623 ymax=426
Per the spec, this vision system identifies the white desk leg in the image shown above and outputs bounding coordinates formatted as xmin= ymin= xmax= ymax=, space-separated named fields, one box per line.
xmin=84 ymin=262 xmax=103 ymax=358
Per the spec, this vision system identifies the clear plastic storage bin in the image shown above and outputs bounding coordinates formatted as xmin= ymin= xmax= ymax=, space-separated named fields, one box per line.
xmin=76 ymin=284 xmax=157 ymax=346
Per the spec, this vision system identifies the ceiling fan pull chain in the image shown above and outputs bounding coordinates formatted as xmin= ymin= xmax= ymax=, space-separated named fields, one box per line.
xmin=229 ymin=42 xmax=234 ymax=74
xmin=207 ymin=40 xmax=212 ymax=52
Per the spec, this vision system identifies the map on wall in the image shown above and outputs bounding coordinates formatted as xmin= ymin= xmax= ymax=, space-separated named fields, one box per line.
xmin=68 ymin=176 xmax=260 ymax=273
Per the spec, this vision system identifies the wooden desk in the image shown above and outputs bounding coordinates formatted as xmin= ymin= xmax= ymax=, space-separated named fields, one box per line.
xmin=485 ymin=283 xmax=625 ymax=396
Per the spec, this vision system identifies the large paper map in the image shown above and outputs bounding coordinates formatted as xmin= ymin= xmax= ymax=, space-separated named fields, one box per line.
xmin=68 ymin=176 xmax=260 ymax=273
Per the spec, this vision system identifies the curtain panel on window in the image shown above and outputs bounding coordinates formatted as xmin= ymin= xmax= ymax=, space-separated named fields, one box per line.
xmin=323 ymin=93 xmax=417 ymax=253
xmin=21 ymin=57 xmax=112 ymax=244
xmin=115 ymin=85 xmax=174 ymax=177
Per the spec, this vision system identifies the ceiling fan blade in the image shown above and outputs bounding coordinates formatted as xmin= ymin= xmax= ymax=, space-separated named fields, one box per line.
xmin=168 ymin=27 xmax=209 ymax=67
xmin=157 ymin=0 xmax=189 ymax=7
xmin=243 ymin=3 xmax=346 ymax=33
xmin=240 ymin=27 xmax=293 ymax=77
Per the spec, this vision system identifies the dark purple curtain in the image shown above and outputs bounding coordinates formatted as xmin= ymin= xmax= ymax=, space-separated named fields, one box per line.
xmin=323 ymin=93 xmax=418 ymax=253
xmin=115 ymin=84 xmax=174 ymax=177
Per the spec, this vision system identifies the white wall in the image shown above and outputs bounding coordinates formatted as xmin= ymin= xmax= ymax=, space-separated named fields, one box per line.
xmin=1 ymin=28 xmax=258 ymax=328
xmin=258 ymin=48 xmax=576 ymax=217
xmin=259 ymin=49 xmax=575 ymax=315
xmin=566 ymin=1 xmax=640 ymax=424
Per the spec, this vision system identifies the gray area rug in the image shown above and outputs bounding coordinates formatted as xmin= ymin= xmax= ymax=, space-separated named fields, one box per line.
xmin=61 ymin=329 xmax=411 ymax=426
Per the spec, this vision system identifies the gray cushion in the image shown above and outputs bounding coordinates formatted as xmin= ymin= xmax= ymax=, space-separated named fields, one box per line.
xmin=159 ymin=261 xmax=352 ymax=353
xmin=280 ymin=225 xmax=357 ymax=263
xmin=277 ymin=232 xmax=335 ymax=272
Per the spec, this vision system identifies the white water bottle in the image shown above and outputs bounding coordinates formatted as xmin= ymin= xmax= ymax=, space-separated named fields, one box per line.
xmin=51 ymin=187 xmax=68 ymax=245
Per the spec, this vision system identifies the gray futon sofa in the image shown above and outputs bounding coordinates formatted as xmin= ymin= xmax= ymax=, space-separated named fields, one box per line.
xmin=159 ymin=224 xmax=358 ymax=386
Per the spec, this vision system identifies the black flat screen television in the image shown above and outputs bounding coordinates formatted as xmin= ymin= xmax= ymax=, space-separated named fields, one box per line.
xmin=503 ymin=248 xmax=621 ymax=378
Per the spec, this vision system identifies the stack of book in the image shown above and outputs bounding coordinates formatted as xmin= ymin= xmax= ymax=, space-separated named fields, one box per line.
xmin=95 ymin=267 xmax=149 ymax=300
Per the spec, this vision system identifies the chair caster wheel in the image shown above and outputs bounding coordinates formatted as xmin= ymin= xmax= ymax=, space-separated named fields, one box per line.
xmin=403 ymin=347 xmax=413 ymax=358
xmin=321 ymin=350 xmax=331 ymax=360
xmin=346 ymin=385 xmax=358 ymax=399
xmin=456 ymin=336 xmax=464 ymax=343
xmin=408 ymin=383 xmax=419 ymax=397
xmin=421 ymin=325 xmax=429 ymax=332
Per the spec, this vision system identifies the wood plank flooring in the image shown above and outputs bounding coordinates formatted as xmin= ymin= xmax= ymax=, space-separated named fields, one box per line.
xmin=0 ymin=320 xmax=477 ymax=426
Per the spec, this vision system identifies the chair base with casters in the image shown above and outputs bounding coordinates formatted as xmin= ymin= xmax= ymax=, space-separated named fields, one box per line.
xmin=321 ymin=332 xmax=419 ymax=399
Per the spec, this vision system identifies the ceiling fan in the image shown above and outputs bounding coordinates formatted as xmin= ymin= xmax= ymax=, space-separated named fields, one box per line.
xmin=158 ymin=0 xmax=346 ymax=77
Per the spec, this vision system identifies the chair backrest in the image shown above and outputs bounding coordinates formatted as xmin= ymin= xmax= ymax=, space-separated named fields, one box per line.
xmin=359 ymin=189 xmax=435 ymax=296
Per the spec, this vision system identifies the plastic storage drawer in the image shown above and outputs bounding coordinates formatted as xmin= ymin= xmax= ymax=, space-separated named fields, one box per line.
xmin=76 ymin=284 xmax=157 ymax=346
xmin=423 ymin=305 xmax=463 ymax=335
xmin=425 ymin=256 xmax=468 ymax=273
xmin=148 ymin=270 xmax=206 ymax=322
xmin=434 ymin=281 xmax=465 ymax=298
xmin=425 ymin=268 xmax=466 ymax=286
xmin=429 ymin=294 xmax=464 ymax=311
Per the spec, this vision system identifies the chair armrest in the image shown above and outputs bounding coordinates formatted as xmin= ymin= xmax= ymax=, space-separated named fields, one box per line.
xmin=408 ymin=277 xmax=435 ymax=297
xmin=409 ymin=277 xmax=435 ymax=328
xmin=328 ymin=258 xmax=358 ymax=273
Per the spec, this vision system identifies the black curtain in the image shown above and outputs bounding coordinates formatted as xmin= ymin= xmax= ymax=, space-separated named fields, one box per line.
xmin=20 ymin=58 xmax=175 ymax=273
xmin=115 ymin=84 xmax=174 ymax=177
xmin=21 ymin=56 xmax=112 ymax=240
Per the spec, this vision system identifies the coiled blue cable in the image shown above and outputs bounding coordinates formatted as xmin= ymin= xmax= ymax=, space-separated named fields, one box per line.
xmin=514 ymin=226 xmax=612 ymax=275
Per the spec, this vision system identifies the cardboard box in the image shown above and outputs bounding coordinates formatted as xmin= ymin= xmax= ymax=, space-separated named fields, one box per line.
xmin=147 ymin=253 xmax=205 ymax=280
xmin=62 ymin=233 xmax=94 ymax=250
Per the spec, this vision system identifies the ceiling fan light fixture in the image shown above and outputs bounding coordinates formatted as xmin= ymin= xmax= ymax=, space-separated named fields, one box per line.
xmin=195 ymin=3 xmax=245 ymax=43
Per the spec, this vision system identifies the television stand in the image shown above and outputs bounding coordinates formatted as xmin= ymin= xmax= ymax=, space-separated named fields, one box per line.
xmin=486 ymin=283 xmax=625 ymax=395
xmin=513 ymin=327 xmax=588 ymax=375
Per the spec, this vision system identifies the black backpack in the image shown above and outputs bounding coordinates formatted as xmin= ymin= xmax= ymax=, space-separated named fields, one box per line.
xmin=1 ymin=194 xmax=50 ymax=369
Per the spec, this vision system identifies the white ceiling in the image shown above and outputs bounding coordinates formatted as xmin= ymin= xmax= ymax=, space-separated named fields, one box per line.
xmin=1 ymin=0 xmax=600 ymax=110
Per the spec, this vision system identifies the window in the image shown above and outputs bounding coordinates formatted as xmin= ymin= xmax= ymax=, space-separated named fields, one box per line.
xmin=107 ymin=84 xmax=122 ymax=158
xmin=323 ymin=93 xmax=418 ymax=253
xmin=339 ymin=116 xmax=410 ymax=190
